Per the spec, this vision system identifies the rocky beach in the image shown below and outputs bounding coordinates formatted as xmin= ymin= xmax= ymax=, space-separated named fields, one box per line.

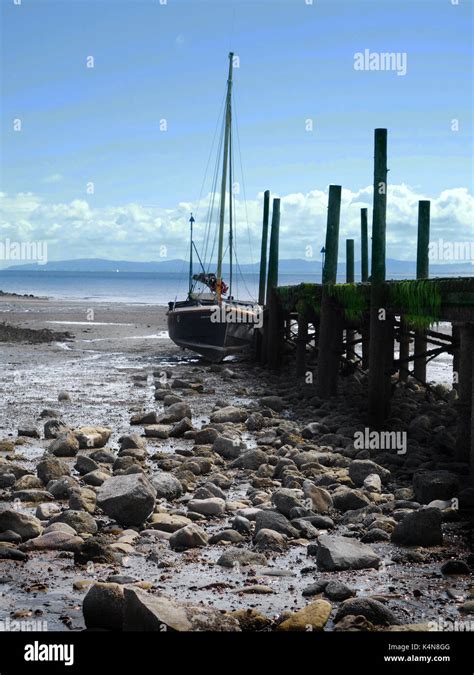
xmin=0 ymin=294 xmax=472 ymax=633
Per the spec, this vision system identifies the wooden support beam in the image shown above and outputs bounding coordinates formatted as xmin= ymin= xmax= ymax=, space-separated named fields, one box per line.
xmin=267 ymin=287 xmax=284 ymax=370
xmin=455 ymin=323 xmax=474 ymax=463
xmin=317 ymin=185 xmax=342 ymax=397
xmin=414 ymin=200 xmax=431 ymax=383
xmin=368 ymin=129 xmax=391 ymax=425
xmin=361 ymin=208 xmax=369 ymax=282
xmin=266 ymin=198 xmax=280 ymax=304
xmin=258 ymin=190 xmax=270 ymax=306
xmin=452 ymin=324 xmax=460 ymax=391
xmin=398 ymin=317 xmax=410 ymax=381
xmin=346 ymin=238 xmax=356 ymax=361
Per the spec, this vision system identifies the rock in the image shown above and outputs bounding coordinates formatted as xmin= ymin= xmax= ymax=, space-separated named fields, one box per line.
xmin=47 ymin=476 xmax=79 ymax=499
xmin=302 ymin=581 xmax=328 ymax=597
xmin=246 ymin=413 xmax=265 ymax=432
xmin=277 ymin=600 xmax=332 ymax=631
xmin=90 ymin=449 xmax=116 ymax=464
xmin=123 ymin=587 xmax=240 ymax=631
xmin=69 ymin=488 xmax=96 ymax=514
xmin=291 ymin=518 xmax=319 ymax=539
xmin=97 ymin=474 xmax=157 ymax=526
xmin=149 ymin=514 xmax=191 ymax=533
xmin=50 ymin=510 xmax=98 ymax=535
xmin=334 ymin=598 xmax=400 ymax=626
xmin=83 ymin=469 xmax=110 ymax=486
xmin=169 ymin=524 xmax=208 ymax=550
xmin=0 ymin=473 xmax=15 ymax=488
xmin=459 ymin=600 xmax=474 ymax=614
xmin=230 ymin=449 xmax=268 ymax=470
xmin=144 ymin=425 xmax=172 ymax=439
xmin=391 ymin=508 xmax=443 ymax=547
xmin=194 ymin=428 xmax=219 ymax=444
xmin=217 ymin=548 xmax=266 ymax=568
xmin=35 ymin=502 xmax=61 ymax=520
xmin=303 ymin=482 xmax=333 ymax=513
xmin=363 ymin=474 xmax=382 ymax=493
xmin=39 ymin=408 xmax=60 ymax=419
xmin=349 ymin=460 xmax=391 ymax=487
xmin=13 ymin=489 xmax=54 ymax=503
xmin=231 ymin=516 xmax=251 ymax=534
xmin=23 ymin=530 xmax=83 ymax=551
xmin=74 ymin=426 xmax=112 ymax=449
xmin=0 ymin=530 xmax=21 ymax=543
xmin=333 ymin=488 xmax=370 ymax=512
xmin=212 ymin=435 xmax=243 ymax=460
xmin=259 ymin=396 xmax=285 ymax=412
xmin=316 ymin=535 xmax=381 ymax=571
xmin=158 ymin=402 xmax=192 ymax=423
xmin=118 ymin=434 xmax=146 ymax=451
xmin=74 ymin=455 xmax=99 ymax=475
xmin=254 ymin=510 xmax=299 ymax=539
xmin=440 ymin=560 xmax=470 ymax=575
xmin=169 ymin=418 xmax=194 ymax=438
xmin=18 ymin=426 xmax=40 ymax=439
xmin=208 ymin=529 xmax=244 ymax=544
xmin=254 ymin=528 xmax=287 ymax=551
xmin=58 ymin=390 xmax=71 ymax=402
xmin=324 ymin=581 xmax=356 ymax=601
xmin=0 ymin=544 xmax=28 ymax=561
xmin=413 ymin=471 xmax=459 ymax=504
xmin=14 ymin=475 xmax=43 ymax=490
xmin=210 ymin=406 xmax=248 ymax=424
xmin=131 ymin=411 xmax=158 ymax=425
xmin=230 ymin=609 xmax=271 ymax=631
xmin=83 ymin=583 xmax=125 ymax=630
xmin=361 ymin=529 xmax=390 ymax=543
xmin=150 ymin=473 xmax=183 ymax=500
xmin=272 ymin=488 xmax=303 ymax=517
xmin=44 ymin=419 xmax=69 ymax=439
xmin=49 ymin=432 xmax=80 ymax=457
xmin=333 ymin=614 xmax=375 ymax=631
xmin=0 ymin=439 xmax=15 ymax=452
xmin=187 ymin=498 xmax=226 ymax=517
xmin=0 ymin=510 xmax=43 ymax=540
xmin=74 ymin=535 xmax=117 ymax=565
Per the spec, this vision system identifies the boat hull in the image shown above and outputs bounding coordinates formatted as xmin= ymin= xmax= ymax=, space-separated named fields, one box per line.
xmin=167 ymin=302 xmax=257 ymax=362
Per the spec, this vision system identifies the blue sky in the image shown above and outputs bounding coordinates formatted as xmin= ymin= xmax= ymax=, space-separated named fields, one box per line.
xmin=0 ymin=0 xmax=472 ymax=264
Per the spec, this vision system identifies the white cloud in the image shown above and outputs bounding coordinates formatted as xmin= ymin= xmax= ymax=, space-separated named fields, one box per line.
xmin=0 ymin=185 xmax=472 ymax=263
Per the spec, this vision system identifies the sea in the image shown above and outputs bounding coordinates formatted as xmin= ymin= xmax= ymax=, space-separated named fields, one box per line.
xmin=0 ymin=270 xmax=316 ymax=305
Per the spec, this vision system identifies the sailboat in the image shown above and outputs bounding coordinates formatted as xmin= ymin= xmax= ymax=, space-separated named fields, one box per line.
xmin=167 ymin=52 xmax=261 ymax=362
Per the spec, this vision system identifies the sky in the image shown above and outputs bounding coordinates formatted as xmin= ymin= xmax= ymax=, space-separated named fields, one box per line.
xmin=0 ymin=0 xmax=472 ymax=267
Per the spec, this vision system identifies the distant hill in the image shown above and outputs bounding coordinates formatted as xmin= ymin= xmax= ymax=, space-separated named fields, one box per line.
xmin=3 ymin=257 xmax=473 ymax=277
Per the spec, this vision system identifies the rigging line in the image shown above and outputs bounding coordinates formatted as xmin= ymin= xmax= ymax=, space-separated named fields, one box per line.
xmin=202 ymin=101 xmax=226 ymax=270
xmin=233 ymin=92 xmax=257 ymax=287
xmin=194 ymin=89 xmax=227 ymax=222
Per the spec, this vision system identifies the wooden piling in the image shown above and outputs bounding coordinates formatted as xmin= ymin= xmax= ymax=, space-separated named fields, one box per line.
xmin=265 ymin=198 xmax=281 ymax=366
xmin=413 ymin=200 xmax=430 ymax=383
xmin=296 ymin=315 xmax=308 ymax=377
xmin=258 ymin=190 xmax=270 ymax=306
xmin=361 ymin=208 xmax=369 ymax=282
xmin=346 ymin=239 xmax=355 ymax=361
xmin=455 ymin=323 xmax=474 ymax=464
xmin=368 ymin=129 xmax=391 ymax=425
xmin=316 ymin=185 xmax=343 ymax=397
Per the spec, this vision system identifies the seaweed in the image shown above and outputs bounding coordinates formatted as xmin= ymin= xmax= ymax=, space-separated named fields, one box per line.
xmin=388 ymin=279 xmax=442 ymax=329
xmin=327 ymin=283 xmax=369 ymax=321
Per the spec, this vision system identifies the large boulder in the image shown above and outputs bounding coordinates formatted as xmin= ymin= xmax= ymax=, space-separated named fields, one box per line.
xmin=254 ymin=510 xmax=299 ymax=539
xmin=391 ymin=508 xmax=443 ymax=547
xmin=158 ymin=402 xmax=192 ymax=423
xmin=316 ymin=535 xmax=381 ymax=571
xmin=303 ymin=481 xmax=333 ymax=513
xmin=277 ymin=600 xmax=332 ymax=631
xmin=83 ymin=583 xmax=125 ymax=631
xmin=73 ymin=426 xmax=112 ymax=449
xmin=187 ymin=498 xmax=226 ymax=517
xmin=413 ymin=471 xmax=459 ymax=505
xmin=271 ymin=488 xmax=303 ymax=517
xmin=37 ymin=457 xmax=70 ymax=484
xmin=150 ymin=473 xmax=183 ymax=500
xmin=212 ymin=436 xmax=243 ymax=460
xmin=349 ymin=460 xmax=391 ymax=487
xmin=169 ymin=524 xmax=208 ymax=550
xmin=48 ymin=432 xmax=80 ymax=457
xmin=334 ymin=597 xmax=400 ymax=626
xmin=49 ymin=509 xmax=98 ymax=535
xmin=123 ymin=587 xmax=240 ymax=631
xmin=210 ymin=406 xmax=248 ymax=424
xmin=97 ymin=474 xmax=156 ymax=526
xmin=0 ymin=510 xmax=43 ymax=540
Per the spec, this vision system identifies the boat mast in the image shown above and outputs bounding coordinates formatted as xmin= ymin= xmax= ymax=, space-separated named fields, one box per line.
xmin=228 ymin=111 xmax=233 ymax=298
xmin=216 ymin=52 xmax=234 ymax=302
xmin=188 ymin=213 xmax=195 ymax=295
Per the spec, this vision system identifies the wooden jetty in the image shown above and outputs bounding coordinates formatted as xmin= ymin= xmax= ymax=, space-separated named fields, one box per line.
xmin=255 ymin=128 xmax=474 ymax=482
